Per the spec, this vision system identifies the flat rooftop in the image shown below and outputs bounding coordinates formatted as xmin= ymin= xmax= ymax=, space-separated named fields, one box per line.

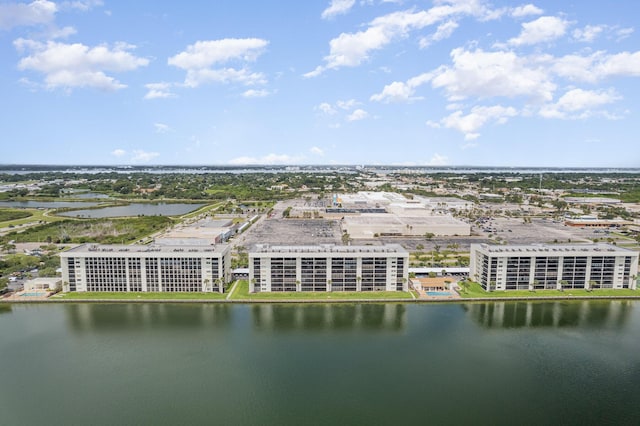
xmin=474 ymin=243 xmax=637 ymax=255
xmin=62 ymin=243 xmax=230 ymax=255
xmin=252 ymin=244 xmax=407 ymax=255
xmin=343 ymin=213 xmax=467 ymax=225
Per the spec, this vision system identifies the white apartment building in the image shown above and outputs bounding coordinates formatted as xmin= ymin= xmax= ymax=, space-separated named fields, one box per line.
xmin=60 ymin=244 xmax=231 ymax=293
xmin=470 ymin=243 xmax=639 ymax=291
xmin=249 ymin=244 xmax=409 ymax=292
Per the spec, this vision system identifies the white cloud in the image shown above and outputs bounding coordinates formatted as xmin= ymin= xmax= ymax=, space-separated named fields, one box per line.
xmin=419 ymin=20 xmax=459 ymax=48
xmin=431 ymin=48 xmax=555 ymax=101
xmin=346 ymin=108 xmax=369 ymax=121
xmin=370 ymin=72 xmax=432 ymax=103
xmin=0 ymin=0 xmax=57 ymax=30
xmin=572 ymin=25 xmax=604 ymax=43
xmin=183 ymin=68 xmax=266 ymax=88
xmin=438 ymin=105 xmax=518 ymax=139
xmin=539 ymin=88 xmax=621 ymax=119
xmin=60 ymin=1 xmax=103 ymax=12
xmin=242 ymin=89 xmax=270 ymax=98
xmin=510 ymin=4 xmax=543 ymax=18
xmin=336 ymin=99 xmax=358 ymax=110
xmin=15 ymin=39 xmax=149 ymax=91
xmin=131 ymin=149 xmax=159 ymax=163
xmin=154 ymin=123 xmax=171 ymax=133
xmin=551 ymin=50 xmax=640 ymax=83
xmin=168 ymin=38 xmax=268 ymax=89
xmin=427 ymin=153 xmax=448 ymax=166
xmin=228 ymin=153 xmax=304 ymax=165
xmin=310 ymin=146 xmax=324 ymax=156
xmin=144 ymin=82 xmax=175 ymax=99
xmin=111 ymin=148 xmax=126 ymax=157
xmin=169 ymin=38 xmax=268 ymax=69
xmin=306 ymin=2 xmax=498 ymax=76
xmin=321 ymin=0 xmax=356 ymax=19
xmin=508 ymin=16 xmax=569 ymax=46
xmin=316 ymin=102 xmax=337 ymax=115
xmin=44 ymin=25 xmax=77 ymax=39
xmin=616 ymin=27 xmax=634 ymax=41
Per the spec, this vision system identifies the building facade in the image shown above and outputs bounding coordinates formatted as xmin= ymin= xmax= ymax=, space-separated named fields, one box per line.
xmin=470 ymin=243 xmax=639 ymax=291
xmin=60 ymin=244 xmax=231 ymax=293
xmin=249 ymin=244 xmax=409 ymax=292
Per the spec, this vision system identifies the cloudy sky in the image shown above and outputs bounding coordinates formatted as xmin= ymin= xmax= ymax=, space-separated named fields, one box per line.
xmin=1 ymin=0 xmax=639 ymax=166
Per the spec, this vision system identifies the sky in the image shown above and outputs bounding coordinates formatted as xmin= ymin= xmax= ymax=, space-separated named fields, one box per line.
xmin=1 ymin=0 xmax=639 ymax=167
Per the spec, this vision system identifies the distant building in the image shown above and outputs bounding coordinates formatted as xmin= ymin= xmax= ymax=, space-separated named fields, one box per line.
xmin=60 ymin=244 xmax=231 ymax=293
xmin=564 ymin=216 xmax=632 ymax=228
xmin=249 ymin=244 xmax=409 ymax=292
xmin=564 ymin=197 xmax=621 ymax=205
xmin=470 ymin=243 xmax=638 ymax=291
xmin=342 ymin=213 xmax=470 ymax=237
xmin=24 ymin=277 xmax=61 ymax=292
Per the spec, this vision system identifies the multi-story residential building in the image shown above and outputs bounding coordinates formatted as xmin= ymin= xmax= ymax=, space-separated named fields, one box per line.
xmin=249 ymin=244 xmax=409 ymax=292
xmin=60 ymin=244 xmax=231 ymax=293
xmin=470 ymin=243 xmax=639 ymax=291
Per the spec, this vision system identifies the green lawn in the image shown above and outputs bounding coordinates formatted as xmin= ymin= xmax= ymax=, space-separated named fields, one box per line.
xmin=1 ymin=216 xmax=173 ymax=244
xmin=179 ymin=202 xmax=225 ymax=219
xmin=459 ymin=281 xmax=640 ymax=298
xmin=53 ymin=291 xmax=227 ymax=300
xmin=230 ymin=280 xmax=413 ymax=300
xmin=0 ymin=208 xmax=32 ymax=222
xmin=0 ymin=208 xmax=65 ymax=228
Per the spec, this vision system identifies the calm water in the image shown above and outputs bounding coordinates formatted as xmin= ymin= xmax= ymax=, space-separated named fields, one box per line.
xmin=0 ymin=200 xmax=100 ymax=209
xmin=1 ymin=301 xmax=639 ymax=426
xmin=58 ymin=202 xmax=205 ymax=218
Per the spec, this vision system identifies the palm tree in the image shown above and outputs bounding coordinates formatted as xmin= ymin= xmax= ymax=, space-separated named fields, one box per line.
xmin=559 ymin=280 xmax=568 ymax=291
xmin=341 ymin=231 xmax=351 ymax=245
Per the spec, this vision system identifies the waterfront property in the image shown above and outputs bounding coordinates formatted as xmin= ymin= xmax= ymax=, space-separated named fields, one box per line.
xmin=249 ymin=244 xmax=409 ymax=292
xmin=470 ymin=243 xmax=639 ymax=291
xmin=60 ymin=244 xmax=231 ymax=293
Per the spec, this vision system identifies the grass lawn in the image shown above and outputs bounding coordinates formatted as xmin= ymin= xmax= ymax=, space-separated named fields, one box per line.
xmin=230 ymin=280 xmax=413 ymax=300
xmin=179 ymin=202 xmax=225 ymax=220
xmin=1 ymin=216 xmax=173 ymax=244
xmin=0 ymin=208 xmax=66 ymax=228
xmin=459 ymin=281 xmax=640 ymax=298
xmin=53 ymin=291 xmax=227 ymax=300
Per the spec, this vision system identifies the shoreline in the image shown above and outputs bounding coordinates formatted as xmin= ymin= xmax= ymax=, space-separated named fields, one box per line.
xmin=4 ymin=295 xmax=640 ymax=304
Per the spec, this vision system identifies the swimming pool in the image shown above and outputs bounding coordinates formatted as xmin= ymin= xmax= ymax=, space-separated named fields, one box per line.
xmin=426 ymin=291 xmax=453 ymax=296
xmin=20 ymin=292 xmax=47 ymax=297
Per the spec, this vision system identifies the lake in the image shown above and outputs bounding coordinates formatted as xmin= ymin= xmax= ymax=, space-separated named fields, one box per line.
xmin=57 ymin=202 xmax=206 ymax=218
xmin=0 ymin=200 xmax=100 ymax=209
xmin=1 ymin=301 xmax=639 ymax=425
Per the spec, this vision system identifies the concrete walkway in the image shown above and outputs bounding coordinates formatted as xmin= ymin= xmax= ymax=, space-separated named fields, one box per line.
xmin=225 ymin=281 xmax=239 ymax=300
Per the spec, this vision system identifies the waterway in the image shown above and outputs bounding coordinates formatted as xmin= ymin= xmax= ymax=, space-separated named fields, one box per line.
xmin=57 ymin=202 xmax=206 ymax=218
xmin=0 ymin=200 xmax=100 ymax=209
xmin=1 ymin=301 xmax=639 ymax=425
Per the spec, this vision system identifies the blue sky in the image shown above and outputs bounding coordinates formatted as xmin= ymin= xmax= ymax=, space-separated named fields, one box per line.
xmin=1 ymin=0 xmax=639 ymax=167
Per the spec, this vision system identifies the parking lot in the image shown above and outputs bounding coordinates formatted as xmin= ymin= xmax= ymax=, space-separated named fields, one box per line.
xmin=235 ymin=217 xmax=342 ymax=247
xmin=230 ymin=199 xmax=634 ymax=252
xmin=476 ymin=216 xmax=628 ymax=245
